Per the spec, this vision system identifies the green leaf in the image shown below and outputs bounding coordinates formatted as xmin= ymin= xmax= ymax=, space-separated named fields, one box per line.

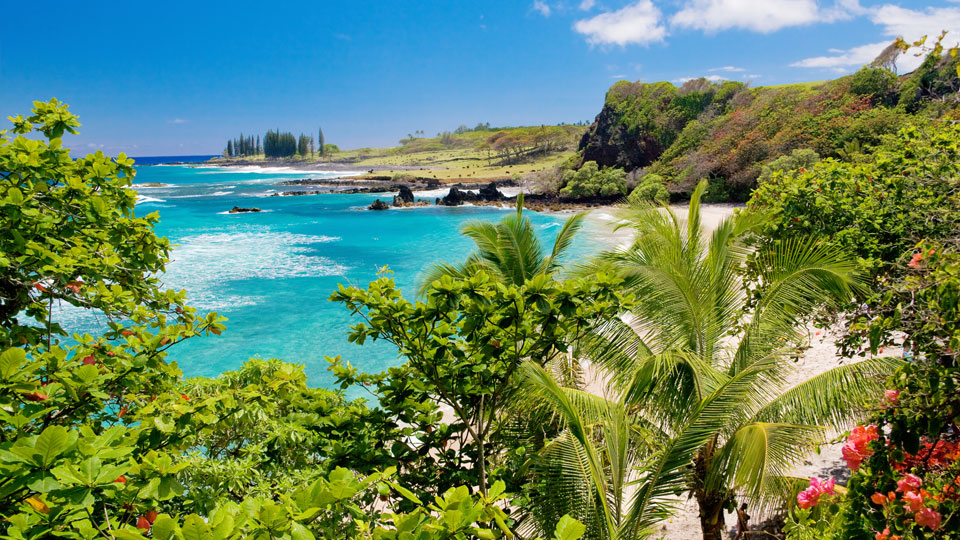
xmin=386 ymin=481 xmax=422 ymax=505
xmin=0 ymin=348 xmax=26 ymax=379
xmin=290 ymin=522 xmax=315 ymax=540
xmin=181 ymin=514 xmax=212 ymax=540
xmin=554 ymin=515 xmax=586 ymax=540
xmin=150 ymin=515 xmax=179 ymax=540
xmin=34 ymin=426 xmax=69 ymax=468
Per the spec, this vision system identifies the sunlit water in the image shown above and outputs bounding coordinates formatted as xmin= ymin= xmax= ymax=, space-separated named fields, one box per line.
xmin=56 ymin=160 xmax=612 ymax=387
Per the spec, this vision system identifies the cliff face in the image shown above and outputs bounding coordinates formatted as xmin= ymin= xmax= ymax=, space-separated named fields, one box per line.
xmin=577 ymin=106 xmax=664 ymax=171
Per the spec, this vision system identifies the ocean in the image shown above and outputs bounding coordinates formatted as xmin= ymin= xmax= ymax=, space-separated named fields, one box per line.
xmin=58 ymin=160 xmax=612 ymax=388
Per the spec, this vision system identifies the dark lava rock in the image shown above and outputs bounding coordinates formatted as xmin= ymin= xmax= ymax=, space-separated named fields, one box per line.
xmin=368 ymin=199 xmax=390 ymax=210
xmin=578 ymin=102 xmax=665 ymax=170
xmin=479 ymin=182 xmax=505 ymax=201
xmin=228 ymin=206 xmax=261 ymax=213
xmin=393 ymin=185 xmax=415 ymax=206
xmin=437 ymin=187 xmax=479 ymax=206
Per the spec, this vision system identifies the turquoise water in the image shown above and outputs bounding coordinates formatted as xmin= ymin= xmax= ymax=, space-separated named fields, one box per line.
xmin=61 ymin=164 xmax=608 ymax=388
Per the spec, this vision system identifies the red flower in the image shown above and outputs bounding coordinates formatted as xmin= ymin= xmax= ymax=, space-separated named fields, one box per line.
xmin=908 ymin=252 xmax=923 ymax=268
xmin=115 ymin=475 xmax=127 ymax=483
xmin=81 ymin=355 xmax=96 ymax=365
xmin=915 ymin=507 xmax=942 ymax=530
xmin=871 ymin=492 xmax=888 ymax=505
xmin=145 ymin=510 xmax=159 ymax=524
xmin=136 ymin=515 xmax=151 ymax=531
xmin=843 ymin=425 xmax=878 ymax=471
xmin=903 ymin=490 xmax=923 ymax=512
xmin=884 ymin=389 xmax=900 ymax=404
xmin=121 ymin=330 xmax=133 ymax=336
xmin=181 ymin=394 xmax=190 ymax=401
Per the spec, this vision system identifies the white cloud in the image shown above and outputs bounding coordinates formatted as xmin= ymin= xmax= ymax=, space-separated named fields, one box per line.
xmin=675 ymin=75 xmax=728 ymax=83
xmin=790 ymin=41 xmax=890 ymax=69
xmin=579 ymin=0 xmax=595 ymax=10
xmin=573 ymin=1 xmax=666 ymax=46
xmin=672 ymin=0 xmax=819 ymax=33
xmin=671 ymin=0 xmax=864 ymax=33
xmin=167 ymin=118 xmax=188 ymax=124
xmin=792 ymin=4 xmax=960 ymax=73
xmin=708 ymin=65 xmax=746 ymax=72
xmin=533 ymin=1 xmax=551 ymax=17
xmin=611 ymin=73 xmax=627 ymax=79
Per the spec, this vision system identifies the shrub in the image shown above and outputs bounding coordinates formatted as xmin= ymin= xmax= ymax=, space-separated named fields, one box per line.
xmin=850 ymin=66 xmax=898 ymax=104
xmin=559 ymin=161 xmax=627 ymax=198
xmin=757 ymin=148 xmax=820 ymax=185
xmin=627 ymin=173 xmax=669 ymax=204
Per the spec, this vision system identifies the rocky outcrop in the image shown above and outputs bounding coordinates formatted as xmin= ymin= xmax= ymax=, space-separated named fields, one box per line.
xmin=368 ymin=199 xmax=390 ymax=210
xmin=478 ymin=182 xmax=506 ymax=201
xmin=437 ymin=187 xmax=475 ymax=206
xmin=392 ymin=185 xmax=415 ymax=206
xmin=578 ymin=106 xmax=665 ymax=171
xmin=228 ymin=206 xmax=261 ymax=213
xmin=436 ymin=182 xmax=506 ymax=206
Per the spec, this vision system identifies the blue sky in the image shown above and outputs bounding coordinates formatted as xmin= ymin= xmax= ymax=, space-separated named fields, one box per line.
xmin=3 ymin=0 xmax=959 ymax=156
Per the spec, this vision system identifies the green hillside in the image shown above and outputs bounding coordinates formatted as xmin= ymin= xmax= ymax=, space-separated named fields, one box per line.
xmin=576 ymin=48 xmax=960 ymax=200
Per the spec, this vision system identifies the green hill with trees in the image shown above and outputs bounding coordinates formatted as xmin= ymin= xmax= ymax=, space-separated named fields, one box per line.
xmin=570 ymin=40 xmax=960 ymax=202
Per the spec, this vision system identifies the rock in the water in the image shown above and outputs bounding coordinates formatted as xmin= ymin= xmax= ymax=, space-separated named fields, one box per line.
xmin=478 ymin=182 xmax=505 ymax=201
xmin=438 ymin=187 xmax=480 ymax=206
xmin=368 ymin=199 xmax=390 ymax=210
xmin=228 ymin=206 xmax=261 ymax=213
xmin=392 ymin=185 xmax=415 ymax=206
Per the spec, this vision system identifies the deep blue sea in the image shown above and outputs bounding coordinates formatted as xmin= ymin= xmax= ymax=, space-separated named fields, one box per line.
xmin=58 ymin=160 xmax=611 ymax=388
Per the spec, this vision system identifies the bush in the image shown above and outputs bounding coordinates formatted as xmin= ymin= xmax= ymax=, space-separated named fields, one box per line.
xmin=627 ymin=173 xmax=669 ymax=205
xmin=786 ymin=245 xmax=960 ymax=539
xmin=757 ymin=148 xmax=820 ymax=185
xmin=559 ymin=161 xmax=627 ymax=198
xmin=850 ymin=66 xmax=898 ymax=104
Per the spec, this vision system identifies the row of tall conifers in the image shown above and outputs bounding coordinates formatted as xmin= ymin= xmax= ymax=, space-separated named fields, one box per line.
xmin=225 ymin=128 xmax=325 ymax=158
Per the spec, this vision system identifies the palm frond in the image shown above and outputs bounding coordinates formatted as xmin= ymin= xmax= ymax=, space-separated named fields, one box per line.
xmin=753 ymin=356 xmax=904 ymax=430
xmin=707 ymin=422 xmax=826 ymax=503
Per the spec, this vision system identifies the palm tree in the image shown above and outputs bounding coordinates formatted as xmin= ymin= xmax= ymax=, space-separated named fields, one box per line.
xmin=522 ymin=181 xmax=902 ymax=540
xmin=417 ymin=194 xmax=584 ymax=294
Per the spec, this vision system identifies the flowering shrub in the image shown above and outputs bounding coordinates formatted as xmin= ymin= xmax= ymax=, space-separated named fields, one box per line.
xmin=786 ymin=246 xmax=960 ymax=539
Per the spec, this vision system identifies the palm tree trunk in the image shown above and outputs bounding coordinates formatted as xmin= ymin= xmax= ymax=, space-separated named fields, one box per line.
xmin=695 ymin=492 xmax=726 ymax=540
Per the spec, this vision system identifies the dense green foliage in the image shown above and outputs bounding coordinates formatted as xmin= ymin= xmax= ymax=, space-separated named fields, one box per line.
xmin=746 ymin=121 xmax=960 ymax=354
xmin=558 ymin=161 xmax=627 ymax=199
xmin=626 ymin=173 xmax=669 ymax=205
xmin=0 ymin=100 xmax=586 ymax=540
xmin=578 ymin=46 xmax=960 ymax=201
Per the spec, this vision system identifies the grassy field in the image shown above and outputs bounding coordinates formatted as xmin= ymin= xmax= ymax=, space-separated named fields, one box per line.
xmin=214 ymin=125 xmax=585 ymax=184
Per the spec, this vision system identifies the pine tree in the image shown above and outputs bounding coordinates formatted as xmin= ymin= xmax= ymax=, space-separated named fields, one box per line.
xmin=256 ymin=135 xmax=261 ymax=156
xmin=226 ymin=140 xmax=233 ymax=158
xmin=318 ymin=126 xmax=325 ymax=156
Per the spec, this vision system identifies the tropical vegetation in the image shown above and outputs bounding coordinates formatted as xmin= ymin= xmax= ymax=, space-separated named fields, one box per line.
xmin=4 ymin=37 xmax=960 ymax=540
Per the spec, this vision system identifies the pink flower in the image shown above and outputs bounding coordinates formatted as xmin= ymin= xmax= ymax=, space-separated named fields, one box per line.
xmin=896 ymin=473 xmax=922 ymax=493
xmin=875 ymin=528 xmax=890 ymax=540
xmin=915 ymin=507 xmax=942 ymax=530
xmin=884 ymin=389 xmax=899 ymax=404
xmin=797 ymin=487 xmax=819 ymax=509
xmin=903 ymin=490 xmax=924 ymax=512
xmin=908 ymin=252 xmax=923 ymax=268
xmin=871 ymin=492 xmax=888 ymax=505
xmin=809 ymin=477 xmax=835 ymax=496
